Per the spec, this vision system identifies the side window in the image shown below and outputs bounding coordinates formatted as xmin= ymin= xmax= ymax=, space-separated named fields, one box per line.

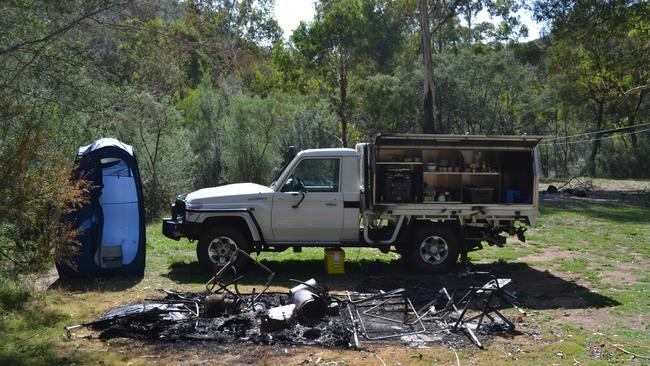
xmin=281 ymin=159 xmax=340 ymax=193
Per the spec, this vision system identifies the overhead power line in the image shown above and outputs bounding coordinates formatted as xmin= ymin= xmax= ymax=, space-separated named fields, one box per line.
xmin=541 ymin=127 xmax=650 ymax=146
xmin=543 ymin=122 xmax=650 ymax=142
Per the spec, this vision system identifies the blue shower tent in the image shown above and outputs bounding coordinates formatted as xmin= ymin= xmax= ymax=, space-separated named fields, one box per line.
xmin=56 ymin=138 xmax=146 ymax=278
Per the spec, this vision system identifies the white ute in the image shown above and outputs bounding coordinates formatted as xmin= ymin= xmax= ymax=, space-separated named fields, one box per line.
xmin=163 ymin=133 xmax=542 ymax=273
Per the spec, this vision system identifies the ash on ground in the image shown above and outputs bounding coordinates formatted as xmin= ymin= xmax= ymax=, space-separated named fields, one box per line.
xmin=92 ymin=291 xmax=352 ymax=347
xmin=80 ymin=285 xmax=518 ymax=350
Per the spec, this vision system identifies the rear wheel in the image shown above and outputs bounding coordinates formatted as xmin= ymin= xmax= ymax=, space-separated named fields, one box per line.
xmin=407 ymin=224 xmax=460 ymax=273
xmin=197 ymin=226 xmax=251 ymax=273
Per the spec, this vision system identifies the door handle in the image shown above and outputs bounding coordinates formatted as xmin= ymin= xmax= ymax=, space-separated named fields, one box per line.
xmin=325 ymin=202 xmax=337 ymax=207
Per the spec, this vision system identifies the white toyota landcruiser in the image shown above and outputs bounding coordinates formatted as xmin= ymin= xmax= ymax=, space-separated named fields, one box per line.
xmin=163 ymin=133 xmax=542 ymax=273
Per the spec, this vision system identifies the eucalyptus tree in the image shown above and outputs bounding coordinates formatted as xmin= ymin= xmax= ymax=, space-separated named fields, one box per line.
xmin=292 ymin=0 xmax=403 ymax=147
xmin=533 ymin=0 xmax=650 ymax=174
xmin=417 ymin=0 xmax=529 ymax=133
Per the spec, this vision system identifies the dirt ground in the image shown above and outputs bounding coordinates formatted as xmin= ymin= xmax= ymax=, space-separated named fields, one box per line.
xmin=9 ymin=178 xmax=649 ymax=365
xmin=51 ymin=251 xmax=648 ymax=365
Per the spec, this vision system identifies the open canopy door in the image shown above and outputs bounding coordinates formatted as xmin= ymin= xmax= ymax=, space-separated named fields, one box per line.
xmin=374 ymin=133 xmax=544 ymax=150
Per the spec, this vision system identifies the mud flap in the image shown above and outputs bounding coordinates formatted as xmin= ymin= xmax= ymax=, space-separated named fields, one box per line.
xmin=516 ymin=227 xmax=527 ymax=242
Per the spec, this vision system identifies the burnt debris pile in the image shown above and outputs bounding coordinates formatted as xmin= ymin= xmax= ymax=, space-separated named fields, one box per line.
xmin=65 ymin=250 xmax=524 ymax=349
xmin=343 ymin=270 xmax=524 ymax=349
xmin=82 ymin=288 xmax=353 ymax=347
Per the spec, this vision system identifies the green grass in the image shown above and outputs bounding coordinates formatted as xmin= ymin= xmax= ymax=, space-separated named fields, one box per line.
xmin=0 ymin=277 xmax=31 ymax=311
xmin=1 ymin=178 xmax=649 ymax=365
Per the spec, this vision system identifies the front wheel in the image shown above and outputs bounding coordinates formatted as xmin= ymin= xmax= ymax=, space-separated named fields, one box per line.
xmin=407 ymin=224 xmax=460 ymax=273
xmin=197 ymin=226 xmax=251 ymax=273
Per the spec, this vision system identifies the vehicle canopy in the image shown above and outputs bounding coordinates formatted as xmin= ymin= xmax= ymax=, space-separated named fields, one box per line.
xmin=374 ymin=133 xmax=544 ymax=149
xmin=362 ymin=133 xmax=544 ymax=210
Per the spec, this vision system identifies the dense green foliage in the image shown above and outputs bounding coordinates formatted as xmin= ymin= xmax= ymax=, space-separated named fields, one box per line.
xmin=0 ymin=0 xmax=648 ymax=274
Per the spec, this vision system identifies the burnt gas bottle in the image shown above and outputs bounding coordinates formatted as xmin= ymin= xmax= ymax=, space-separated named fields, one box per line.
xmin=203 ymin=294 xmax=240 ymax=316
xmin=290 ymin=279 xmax=328 ymax=323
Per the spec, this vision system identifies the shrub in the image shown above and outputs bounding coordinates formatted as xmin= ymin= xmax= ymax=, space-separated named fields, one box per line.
xmin=597 ymin=138 xmax=650 ymax=179
xmin=0 ymin=117 xmax=90 ymax=275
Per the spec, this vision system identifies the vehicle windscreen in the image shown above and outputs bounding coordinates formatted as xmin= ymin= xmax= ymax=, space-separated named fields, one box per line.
xmin=269 ymin=147 xmax=299 ymax=188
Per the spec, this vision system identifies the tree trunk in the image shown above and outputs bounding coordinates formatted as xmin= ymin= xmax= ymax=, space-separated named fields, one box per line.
xmin=540 ymin=144 xmax=549 ymax=177
xmin=553 ymin=118 xmax=559 ymax=176
xmin=628 ymin=91 xmax=645 ymax=148
xmin=587 ymin=98 xmax=604 ymax=176
xmin=562 ymin=111 xmax=569 ymax=176
xmin=466 ymin=9 xmax=472 ymax=44
xmin=339 ymin=60 xmax=348 ymax=147
xmin=419 ymin=0 xmax=437 ymax=134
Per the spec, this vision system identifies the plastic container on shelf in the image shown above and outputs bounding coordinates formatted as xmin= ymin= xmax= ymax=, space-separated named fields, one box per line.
xmin=505 ymin=188 xmax=522 ymax=203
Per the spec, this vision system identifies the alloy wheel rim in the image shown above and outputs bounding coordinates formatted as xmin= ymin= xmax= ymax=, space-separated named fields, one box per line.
xmin=207 ymin=236 xmax=238 ymax=266
xmin=419 ymin=235 xmax=449 ymax=265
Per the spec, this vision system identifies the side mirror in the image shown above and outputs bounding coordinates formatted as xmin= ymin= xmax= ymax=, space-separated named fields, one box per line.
xmin=282 ymin=176 xmax=307 ymax=193
xmin=281 ymin=178 xmax=294 ymax=192
xmin=281 ymin=177 xmax=299 ymax=192
xmin=296 ymin=177 xmax=306 ymax=192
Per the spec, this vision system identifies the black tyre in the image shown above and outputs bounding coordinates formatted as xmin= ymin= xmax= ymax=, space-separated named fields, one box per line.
xmin=465 ymin=240 xmax=481 ymax=249
xmin=197 ymin=226 xmax=252 ymax=273
xmin=407 ymin=224 xmax=460 ymax=273
xmin=395 ymin=244 xmax=409 ymax=262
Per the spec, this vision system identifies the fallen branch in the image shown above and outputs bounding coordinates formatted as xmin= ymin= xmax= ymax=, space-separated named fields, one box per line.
xmin=611 ymin=343 xmax=650 ymax=360
xmin=496 ymin=345 xmax=511 ymax=357
xmin=451 ymin=347 xmax=460 ymax=366
xmin=372 ymin=352 xmax=387 ymax=366
xmin=555 ymin=176 xmax=578 ymax=190
xmin=18 ymin=329 xmax=46 ymax=344
xmin=555 ymin=176 xmax=594 ymax=193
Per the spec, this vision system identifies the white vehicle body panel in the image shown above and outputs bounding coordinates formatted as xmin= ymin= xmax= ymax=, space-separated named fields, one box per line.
xmin=271 ymin=191 xmax=343 ymax=241
xmin=270 ymin=149 xmax=359 ymax=242
xmin=167 ymin=135 xmax=542 ymax=248
xmin=183 ymin=183 xmax=274 ymax=241
xmin=186 ymin=183 xmax=273 ymax=203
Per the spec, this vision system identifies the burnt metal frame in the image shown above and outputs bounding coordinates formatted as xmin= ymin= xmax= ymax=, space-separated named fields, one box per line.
xmin=345 ymin=301 xmax=362 ymax=349
xmin=345 ymin=290 xmax=427 ymax=341
xmin=441 ymin=287 xmax=483 ymax=348
xmin=451 ymin=272 xmax=523 ymax=341
xmin=205 ymin=248 xmax=275 ymax=308
xmin=396 ymin=287 xmax=484 ymax=348
xmin=361 ymin=291 xmax=411 ymax=324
